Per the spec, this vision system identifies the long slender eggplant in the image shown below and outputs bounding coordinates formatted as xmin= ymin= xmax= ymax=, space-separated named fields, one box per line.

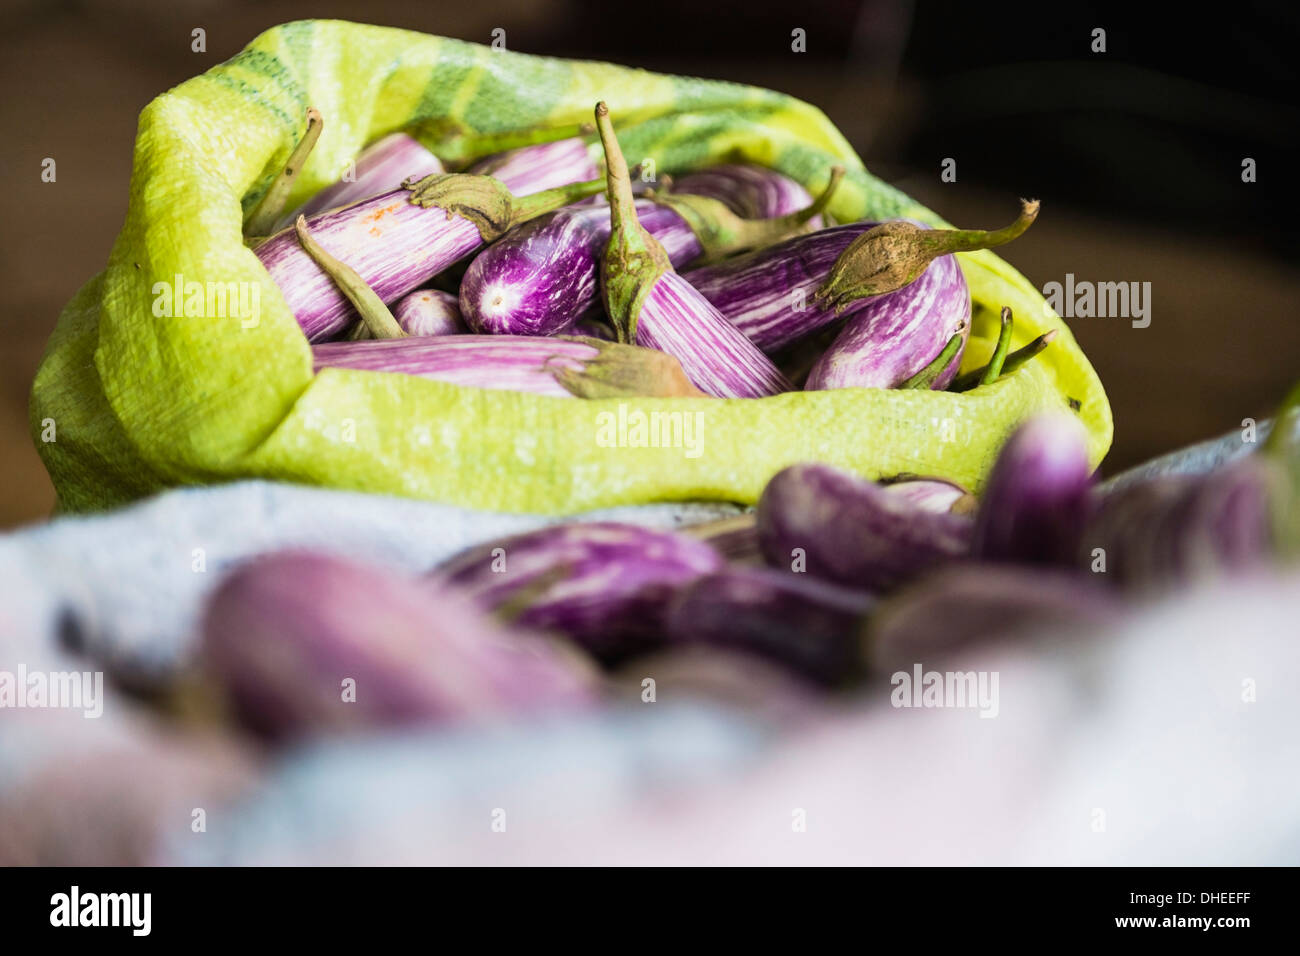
xmin=258 ymin=172 xmax=605 ymax=342
xmin=594 ymin=102 xmax=792 ymax=398
xmin=757 ymin=463 xmax=972 ymax=591
xmin=972 ymin=413 xmax=1094 ymax=565
xmin=865 ymin=564 xmax=1121 ymax=674
xmin=805 ymin=251 xmax=971 ymax=390
xmin=664 ymin=565 xmax=873 ymax=686
xmin=280 ymin=132 xmax=445 ymax=229
xmin=683 ymin=202 xmax=1035 ymax=355
xmin=312 ymin=335 xmax=705 ymax=398
xmin=393 ymin=289 xmax=467 ymax=336
xmin=201 ymin=550 xmax=597 ymax=739
xmin=670 ymin=163 xmax=820 ymax=221
xmin=467 ymin=136 xmax=600 ymax=195
xmin=1077 ymin=455 xmax=1289 ymax=589
xmin=459 ymin=168 xmax=840 ymax=338
xmin=435 ymin=522 xmax=725 ymax=663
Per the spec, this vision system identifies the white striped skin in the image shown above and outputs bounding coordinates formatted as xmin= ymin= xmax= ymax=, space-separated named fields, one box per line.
xmin=260 ymin=138 xmax=596 ymax=343
xmin=672 ymin=164 xmax=820 ymax=224
xmin=805 ymin=253 xmax=971 ymax=391
xmin=258 ymin=191 xmax=483 ymax=342
xmin=279 ymin=133 xmax=445 ymax=229
xmin=636 ymin=272 xmax=792 ymax=398
xmin=393 ymin=290 xmax=467 ymax=336
xmin=311 ymin=335 xmax=600 ymax=397
xmin=467 ymin=138 xmax=599 ymax=196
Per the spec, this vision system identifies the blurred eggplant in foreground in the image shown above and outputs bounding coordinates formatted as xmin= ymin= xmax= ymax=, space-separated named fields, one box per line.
xmin=1078 ymin=455 xmax=1291 ymax=589
xmin=665 ymin=566 xmax=873 ymax=686
xmin=757 ymin=463 xmax=972 ymax=592
xmin=312 ymin=335 xmax=704 ymax=398
xmin=973 ymin=413 xmax=1094 ymax=565
xmin=865 ymin=565 xmax=1121 ymax=674
xmin=436 ymin=522 xmax=725 ymax=663
xmin=883 ymin=477 xmax=975 ymax=514
xmin=393 ymin=289 xmax=467 ymax=337
xmin=202 ymin=551 xmax=596 ymax=739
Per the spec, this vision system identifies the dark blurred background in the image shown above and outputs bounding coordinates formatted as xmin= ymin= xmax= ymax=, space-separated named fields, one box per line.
xmin=1 ymin=0 xmax=1296 ymax=528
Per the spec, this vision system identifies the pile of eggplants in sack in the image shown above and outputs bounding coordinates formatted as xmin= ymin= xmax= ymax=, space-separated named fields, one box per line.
xmin=252 ymin=101 xmax=1051 ymax=399
xmin=200 ymin=390 xmax=1300 ymax=738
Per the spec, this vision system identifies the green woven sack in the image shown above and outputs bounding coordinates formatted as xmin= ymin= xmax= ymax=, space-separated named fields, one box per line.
xmin=30 ymin=19 xmax=1111 ymax=514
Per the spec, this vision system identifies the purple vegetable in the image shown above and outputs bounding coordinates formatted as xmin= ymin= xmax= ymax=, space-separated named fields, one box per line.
xmin=804 ymin=251 xmax=971 ymax=390
xmin=257 ymin=171 xmax=604 ymax=342
xmin=459 ymin=200 xmax=701 ymax=337
xmin=1078 ymin=455 xmax=1286 ymax=589
xmin=972 ymin=414 xmax=1094 ymax=565
xmin=467 ymin=137 xmax=599 ymax=196
xmin=633 ymin=272 xmax=793 ymax=397
xmin=436 ymin=522 xmax=726 ymax=663
xmin=594 ymin=102 xmax=792 ymax=399
xmin=283 ymin=132 xmax=444 ymax=228
xmin=866 ymin=565 xmax=1121 ymax=674
xmin=201 ymin=551 xmax=597 ymax=739
xmin=757 ymin=463 xmax=972 ymax=591
xmin=459 ymin=170 xmax=840 ymax=339
xmin=312 ymin=335 xmax=705 ymax=398
xmin=665 ymin=565 xmax=873 ymax=685
xmin=682 ymin=223 xmax=869 ymax=352
xmin=671 ymin=163 xmax=820 ymax=222
xmin=883 ymin=477 xmax=974 ymax=514
xmin=393 ymin=289 xmax=467 ymax=336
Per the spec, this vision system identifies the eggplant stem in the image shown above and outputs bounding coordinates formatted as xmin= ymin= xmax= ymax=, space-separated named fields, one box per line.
xmin=294 ymin=216 xmax=405 ymax=340
xmin=594 ymin=101 xmax=673 ymax=345
xmin=900 ymin=327 xmax=966 ymax=390
xmin=246 ymin=108 xmax=323 ymax=238
xmin=951 ymin=327 xmax=1056 ymax=392
xmin=979 ymin=306 xmax=1015 ymax=386
xmin=814 ymin=198 xmax=1040 ymax=310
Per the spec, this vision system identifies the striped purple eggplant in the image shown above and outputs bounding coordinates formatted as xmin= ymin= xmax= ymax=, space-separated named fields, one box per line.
xmin=312 ymin=335 xmax=704 ymax=398
xmin=757 ymin=463 xmax=972 ymax=591
xmin=459 ymin=169 xmax=840 ymax=339
xmin=436 ymin=522 xmax=725 ymax=663
xmin=805 ymin=251 xmax=971 ymax=390
xmin=865 ymin=565 xmax=1121 ymax=674
xmin=281 ymin=132 xmax=445 ymax=228
xmin=883 ymin=477 xmax=974 ymax=514
xmin=594 ymin=102 xmax=792 ymax=399
xmin=258 ymin=171 xmax=605 ymax=342
xmin=665 ymin=565 xmax=873 ymax=686
xmin=671 ymin=163 xmax=820 ymax=222
xmin=1078 ymin=455 xmax=1288 ymax=589
xmin=972 ymin=414 xmax=1094 ymax=565
xmin=467 ymin=137 xmax=599 ymax=196
xmin=682 ymin=223 xmax=869 ymax=352
xmin=201 ymin=550 xmax=597 ymax=739
xmin=393 ymin=289 xmax=466 ymax=336
xmin=459 ymin=200 xmax=702 ymax=336
xmin=633 ymin=272 xmax=793 ymax=397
